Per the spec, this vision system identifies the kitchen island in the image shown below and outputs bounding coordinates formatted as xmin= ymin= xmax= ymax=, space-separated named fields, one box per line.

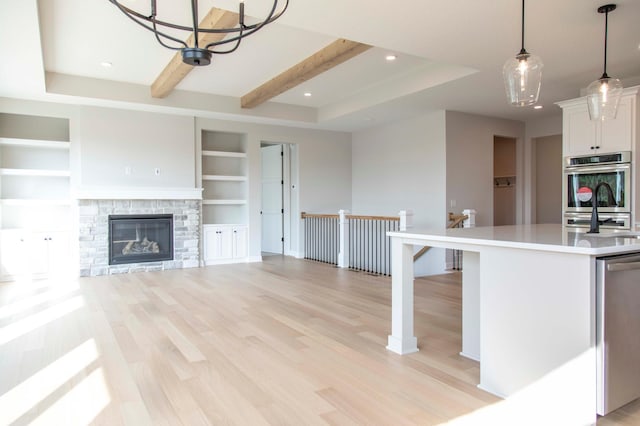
xmin=387 ymin=224 xmax=640 ymax=424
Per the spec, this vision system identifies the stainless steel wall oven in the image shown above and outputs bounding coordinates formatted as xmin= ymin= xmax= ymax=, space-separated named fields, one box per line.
xmin=564 ymin=152 xmax=631 ymax=230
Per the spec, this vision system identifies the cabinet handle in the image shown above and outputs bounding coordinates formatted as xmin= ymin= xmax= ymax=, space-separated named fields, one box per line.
xmin=595 ymin=146 xmax=600 ymax=149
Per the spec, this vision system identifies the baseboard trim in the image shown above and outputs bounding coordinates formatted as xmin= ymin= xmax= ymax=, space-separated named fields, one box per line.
xmin=204 ymin=256 xmax=262 ymax=266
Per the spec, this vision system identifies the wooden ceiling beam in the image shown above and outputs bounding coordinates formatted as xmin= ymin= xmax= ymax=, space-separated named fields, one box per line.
xmin=241 ymin=38 xmax=372 ymax=109
xmin=151 ymin=8 xmax=238 ymax=99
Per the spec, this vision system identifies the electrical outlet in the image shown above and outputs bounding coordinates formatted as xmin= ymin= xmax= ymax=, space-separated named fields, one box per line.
xmin=450 ymin=199 xmax=457 ymax=208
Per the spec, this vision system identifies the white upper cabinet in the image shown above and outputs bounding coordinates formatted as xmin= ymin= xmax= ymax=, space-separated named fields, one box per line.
xmin=558 ymin=87 xmax=638 ymax=158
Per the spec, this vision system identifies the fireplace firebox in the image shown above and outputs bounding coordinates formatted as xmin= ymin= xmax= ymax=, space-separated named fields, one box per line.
xmin=108 ymin=214 xmax=173 ymax=265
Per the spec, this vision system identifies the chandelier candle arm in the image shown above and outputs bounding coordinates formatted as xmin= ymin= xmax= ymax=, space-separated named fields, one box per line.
xmin=108 ymin=0 xmax=289 ymax=66
xmin=503 ymin=0 xmax=543 ymax=107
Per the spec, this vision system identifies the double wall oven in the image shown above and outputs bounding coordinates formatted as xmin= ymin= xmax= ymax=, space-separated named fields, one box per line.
xmin=564 ymin=151 xmax=632 ymax=230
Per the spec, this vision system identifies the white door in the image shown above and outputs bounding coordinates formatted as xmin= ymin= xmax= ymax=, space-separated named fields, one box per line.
xmin=261 ymin=145 xmax=283 ymax=254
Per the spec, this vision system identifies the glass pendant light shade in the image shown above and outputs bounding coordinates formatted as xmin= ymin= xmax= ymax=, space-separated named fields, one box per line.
xmin=503 ymin=51 xmax=543 ymax=106
xmin=587 ymin=4 xmax=622 ymax=121
xmin=503 ymin=0 xmax=543 ymax=107
xmin=586 ymin=75 xmax=623 ymax=120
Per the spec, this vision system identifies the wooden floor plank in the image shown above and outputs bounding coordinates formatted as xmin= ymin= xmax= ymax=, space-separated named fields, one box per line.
xmin=0 ymin=256 xmax=638 ymax=424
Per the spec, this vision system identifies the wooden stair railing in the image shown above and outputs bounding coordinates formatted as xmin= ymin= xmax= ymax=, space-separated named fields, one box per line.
xmin=413 ymin=213 xmax=468 ymax=262
xmin=301 ymin=212 xmax=401 ymax=275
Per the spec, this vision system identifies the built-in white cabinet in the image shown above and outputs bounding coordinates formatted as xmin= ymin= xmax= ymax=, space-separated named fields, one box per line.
xmin=203 ymin=224 xmax=248 ymax=265
xmin=0 ymin=113 xmax=72 ymax=280
xmin=198 ymin=130 xmax=251 ymax=265
xmin=0 ymin=229 xmax=70 ymax=280
xmin=558 ymin=88 xmax=638 ymax=157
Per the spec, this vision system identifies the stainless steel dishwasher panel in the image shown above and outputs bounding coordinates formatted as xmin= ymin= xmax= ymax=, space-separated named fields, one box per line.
xmin=596 ymin=253 xmax=640 ymax=416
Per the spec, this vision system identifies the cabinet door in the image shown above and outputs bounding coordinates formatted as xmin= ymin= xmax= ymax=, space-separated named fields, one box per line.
xmin=28 ymin=233 xmax=50 ymax=276
xmin=600 ymin=95 xmax=633 ymax=153
xmin=232 ymin=226 xmax=248 ymax=258
xmin=204 ymin=226 xmax=233 ymax=261
xmin=0 ymin=230 xmax=28 ymax=278
xmin=46 ymin=232 xmax=70 ymax=276
xmin=563 ymin=105 xmax=598 ymax=157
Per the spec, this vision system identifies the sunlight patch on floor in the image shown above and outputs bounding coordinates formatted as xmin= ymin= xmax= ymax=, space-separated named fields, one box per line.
xmin=0 ymin=295 xmax=84 ymax=345
xmin=437 ymin=349 xmax=595 ymax=425
xmin=29 ymin=367 xmax=111 ymax=425
xmin=0 ymin=338 xmax=102 ymax=425
xmin=0 ymin=282 xmax=79 ymax=320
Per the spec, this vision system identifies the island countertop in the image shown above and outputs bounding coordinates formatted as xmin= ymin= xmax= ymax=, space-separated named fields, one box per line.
xmin=388 ymin=223 xmax=640 ymax=256
xmin=386 ymin=223 xmax=640 ymax=423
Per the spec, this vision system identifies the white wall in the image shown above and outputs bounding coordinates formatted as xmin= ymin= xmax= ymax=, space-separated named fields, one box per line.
xmin=534 ymin=134 xmax=563 ymax=223
xmin=445 ymin=111 xmax=525 ymax=226
xmin=352 ymin=111 xmax=447 ymax=275
xmin=196 ymin=117 xmax=352 ymax=259
xmin=76 ymin=106 xmax=195 ymax=188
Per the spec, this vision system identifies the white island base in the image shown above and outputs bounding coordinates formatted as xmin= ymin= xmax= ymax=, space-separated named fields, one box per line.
xmin=387 ymin=225 xmax=640 ymax=425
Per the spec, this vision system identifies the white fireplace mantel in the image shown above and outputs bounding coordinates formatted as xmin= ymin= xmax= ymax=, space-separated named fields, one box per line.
xmin=72 ymin=186 xmax=203 ymax=200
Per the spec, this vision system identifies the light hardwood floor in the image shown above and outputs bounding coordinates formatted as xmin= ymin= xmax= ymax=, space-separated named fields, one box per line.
xmin=0 ymin=256 xmax=639 ymax=425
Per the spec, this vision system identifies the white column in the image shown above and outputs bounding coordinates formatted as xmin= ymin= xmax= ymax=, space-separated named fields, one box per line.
xmin=462 ymin=208 xmax=476 ymax=228
xmin=460 ymin=251 xmax=480 ymax=361
xmin=297 ymin=213 xmax=306 ymax=259
xmin=398 ymin=209 xmax=413 ymax=231
xmin=337 ymin=209 xmax=349 ymax=268
xmin=386 ymin=237 xmax=419 ymax=354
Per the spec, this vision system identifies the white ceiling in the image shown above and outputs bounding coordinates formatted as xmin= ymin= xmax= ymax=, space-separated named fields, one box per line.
xmin=1 ymin=0 xmax=640 ymax=131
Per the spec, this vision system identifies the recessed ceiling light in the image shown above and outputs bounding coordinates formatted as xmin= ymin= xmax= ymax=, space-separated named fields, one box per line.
xmin=304 ymin=92 xmax=312 ymax=97
xmin=385 ymin=54 xmax=397 ymax=62
xmin=534 ymin=105 xmax=543 ymax=110
xmin=100 ymin=61 xmax=113 ymax=68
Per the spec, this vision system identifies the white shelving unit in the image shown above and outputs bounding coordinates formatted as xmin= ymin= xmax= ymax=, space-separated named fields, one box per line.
xmin=0 ymin=113 xmax=71 ymax=280
xmin=200 ymin=131 xmax=248 ymax=225
xmin=199 ymin=130 xmax=249 ymax=264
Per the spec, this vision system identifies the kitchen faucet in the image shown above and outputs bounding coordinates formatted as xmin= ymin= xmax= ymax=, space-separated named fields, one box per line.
xmin=588 ymin=182 xmax=617 ymax=233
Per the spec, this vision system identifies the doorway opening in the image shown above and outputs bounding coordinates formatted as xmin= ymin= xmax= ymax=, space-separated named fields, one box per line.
xmin=493 ymin=136 xmax=517 ymax=226
xmin=261 ymin=143 xmax=298 ymax=256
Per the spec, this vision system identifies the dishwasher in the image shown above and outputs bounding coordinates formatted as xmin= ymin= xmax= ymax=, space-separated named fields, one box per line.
xmin=596 ymin=253 xmax=640 ymax=416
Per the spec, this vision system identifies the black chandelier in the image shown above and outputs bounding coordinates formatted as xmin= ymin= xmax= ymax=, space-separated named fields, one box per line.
xmin=108 ymin=0 xmax=289 ymax=66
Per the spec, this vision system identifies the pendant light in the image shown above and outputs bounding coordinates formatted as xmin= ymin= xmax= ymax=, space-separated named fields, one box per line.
xmin=503 ymin=0 xmax=543 ymax=106
xmin=586 ymin=4 xmax=623 ymax=121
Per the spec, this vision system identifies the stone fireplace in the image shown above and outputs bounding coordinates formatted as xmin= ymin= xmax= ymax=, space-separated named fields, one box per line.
xmin=109 ymin=214 xmax=173 ymax=265
xmin=78 ymin=199 xmax=200 ymax=276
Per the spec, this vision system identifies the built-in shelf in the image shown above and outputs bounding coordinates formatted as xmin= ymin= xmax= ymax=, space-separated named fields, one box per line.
xmin=202 ymin=150 xmax=247 ymax=158
xmin=202 ymin=174 xmax=247 ymax=181
xmin=0 ymin=168 xmax=71 ymax=177
xmin=202 ymin=199 xmax=247 ymax=205
xmin=0 ymin=137 xmax=70 ymax=150
xmin=0 ymin=113 xmax=71 ymax=240
xmin=200 ymin=130 xmax=248 ymax=227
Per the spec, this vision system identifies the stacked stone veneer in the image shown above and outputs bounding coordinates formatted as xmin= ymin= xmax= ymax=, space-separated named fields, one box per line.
xmin=79 ymin=199 xmax=200 ymax=276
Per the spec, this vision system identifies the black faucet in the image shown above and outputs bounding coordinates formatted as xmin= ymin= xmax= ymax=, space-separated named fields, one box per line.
xmin=588 ymin=182 xmax=616 ymax=234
